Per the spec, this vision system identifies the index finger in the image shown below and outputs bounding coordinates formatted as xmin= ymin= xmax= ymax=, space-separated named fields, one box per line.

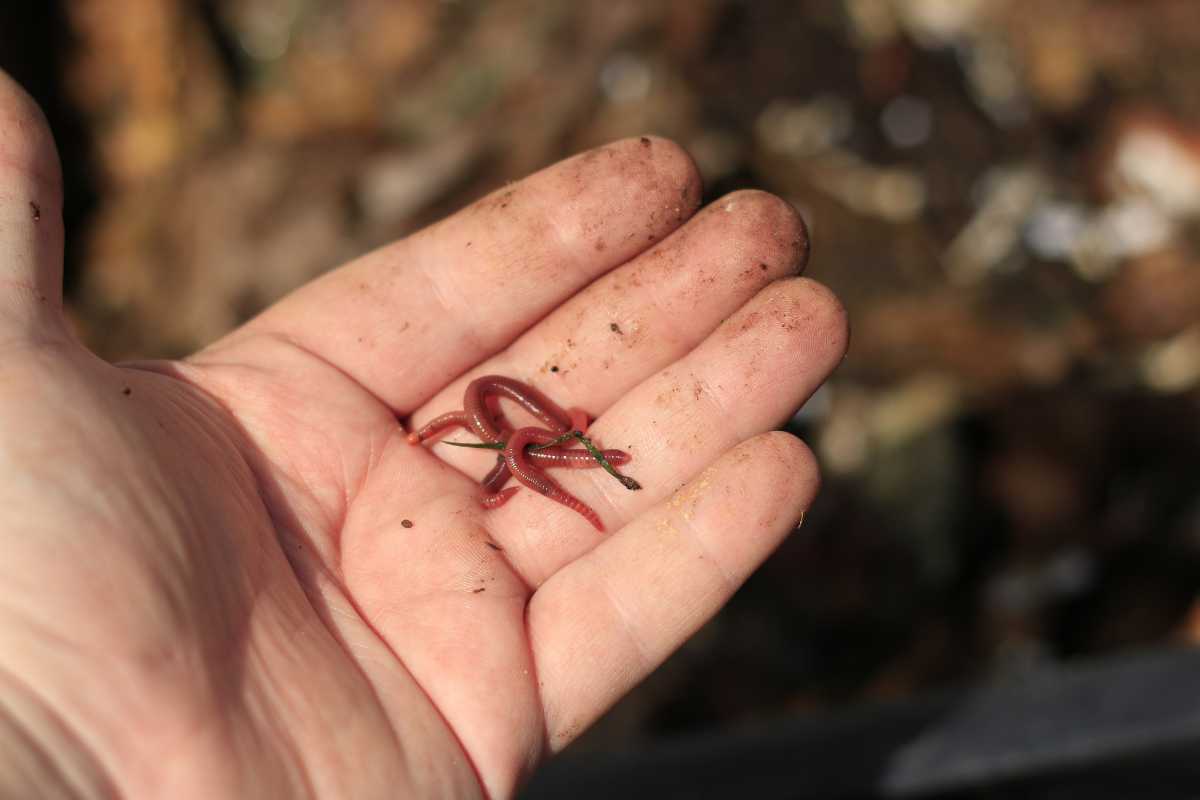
xmin=206 ymin=137 xmax=702 ymax=414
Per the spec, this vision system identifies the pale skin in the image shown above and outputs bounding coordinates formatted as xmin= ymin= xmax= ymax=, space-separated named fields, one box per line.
xmin=0 ymin=69 xmax=848 ymax=799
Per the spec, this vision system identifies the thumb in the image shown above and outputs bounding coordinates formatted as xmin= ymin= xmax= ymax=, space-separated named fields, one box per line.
xmin=0 ymin=69 xmax=67 ymax=341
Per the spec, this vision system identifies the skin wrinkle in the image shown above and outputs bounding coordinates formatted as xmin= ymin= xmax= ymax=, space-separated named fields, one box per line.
xmin=0 ymin=599 xmax=89 ymax=673
xmin=125 ymin=371 xmax=336 ymax=573
xmin=339 ymin=440 xmax=355 ymax=522
xmin=350 ymin=588 xmax=493 ymax=796
xmin=0 ymin=705 xmax=74 ymax=796
xmin=251 ymin=690 xmax=315 ymax=800
xmin=28 ymin=395 xmax=201 ymax=616
xmin=595 ymin=564 xmax=655 ymax=678
xmin=520 ymin=600 xmax=551 ymax=760
xmin=246 ymin=605 xmax=373 ymax=800
xmin=537 ymin=186 xmax=586 ymax=271
xmin=477 ymin=526 xmax=533 ymax=598
xmin=0 ymin=660 xmax=119 ymax=798
xmin=8 ymin=582 xmax=208 ymax=767
xmin=352 ymin=424 xmax=395 ymax=527
xmin=650 ymin=497 xmax=738 ymax=598
xmin=3 ymin=614 xmax=228 ymax=796
xmin=201 ymin=331 xmax=381 ymax=513
xmin=579 ymin=459 xmax=629 ymax=528
xmin=625 ymin=257 xmax=682 ymax=348
xmin=124 ymin=459 xmax=258 ymax=687
xmin=0 ymin=277 xmax=51 ymax=302
xmin=673 ymin=487 xmax=747 ymax=596
xmin=686 ymin=370 xmax=734 ymax=442
xmin=92 ymin=648 xmax=230 ymax=795
xmin=272 ymin=442 xmax=330 ymax=546
xmin=412 ymin=254 xmax=494 ymax=375
xmin=116 ymin=360 xmax=380 ymax=750
xmin=549 ymin=236 xmax=603 ymax=309
xmin=293 ymin=523 xmax=463 ymax=797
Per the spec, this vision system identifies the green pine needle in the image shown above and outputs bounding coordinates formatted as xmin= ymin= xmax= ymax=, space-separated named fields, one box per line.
xmin=442 ymin=431 xmax=641 ymax=491
xmin=569 ymin=431 xmax=642 ymax=491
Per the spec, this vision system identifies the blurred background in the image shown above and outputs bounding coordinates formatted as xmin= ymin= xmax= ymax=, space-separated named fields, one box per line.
xmin=3 ymin=0 xmax=1200 ymax=759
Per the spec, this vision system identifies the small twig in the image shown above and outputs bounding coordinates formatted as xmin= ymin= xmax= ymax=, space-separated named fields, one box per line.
xmin=533 ymin=431 xmax=576 ymax=450
xmin=569 ymin=431 xmax=642 ymax=491
xmin=441 ymin=431 xmax=574 ymax=452
xmin=442 ymin=432 xmax=641 ymax=491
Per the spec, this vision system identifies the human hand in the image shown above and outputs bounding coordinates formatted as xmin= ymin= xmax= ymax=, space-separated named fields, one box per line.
xmin=0 ymin=71 xmax=847 ymax=798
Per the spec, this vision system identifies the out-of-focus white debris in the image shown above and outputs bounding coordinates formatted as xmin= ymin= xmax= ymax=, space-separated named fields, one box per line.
xmin=844 ymin=0 xmax=901 ymax=47
xmin=1104 ymin=119 xmax=1200 ymax=218
xmin=804 ymin=151 xmax=927 ymax=222
xmin=945 ymin=166 xmax=1047 ymax=284
xmin=1026 ymin=198 xmax=1172 ymax=281
xmin=871 ymin=168 xmax=927 ymax=222
xmin=819 ymin=375 xmax=962 ymax=476
xmin=1024 ymin=201 xmax=1088 ymax=261
xmin=1141 ymin=324 xmax=1200 ymax=393
xmin=599 ymin=52 xmax=653 ymax=104
xmin=356 ymin=131 xmax=483 ymax=224
xmin=1073 ymin=200 xmax=1172 ymax=280
xmin=756 ymin=96 xmax=853 ymax=158
xmin=882 ymin=0 xmax=1030 ymax=125
xmin=226 ymin=0 xmax=301 ymax=62
xmin=758 ymin=96 xmax=927 ymax=222
xmin=1034 ymin=111 xmax=1200 ymax=280
xmin=870 ymin=373 xmax=962 ymax=450
xmin=961 ymin=37 xmax=1029 ymax=126
xmin=881 ymin=95 xmax=934 ymax=148
xmin=893 ymin=0 xmax=989 ymax=47
xmin=1101 ymin=200 xmax=1173 ymax=256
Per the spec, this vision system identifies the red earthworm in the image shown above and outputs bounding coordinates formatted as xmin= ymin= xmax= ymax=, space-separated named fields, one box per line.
xmin=503 ymin=426 xmax=605 ymax=531
xmin=480 ymin=405 xmax=589 ymax=489
xmin=417 ymin=375 xmax=589 ymax=488
xmin=482 ymin=445 xmax=631 ymax=494
xmin=410 ymin=408 xmax=615 ymax=474
xmin=463 ymin=375 xmax=587 ymax=442
xmin=481 ymin=455 xmax=509 ymax=494
xmin=480 ymin=486 xmax=520 ymax=509
xmin=407 ymin=410 xmax=470 ymax=444
xmin=528 ymin=446 xmax=630 ymax=468
xmin=413 ymin=418 xmax=622 ymax=473
xmin=406 ymin=375 xmax=634 ymax=518
xmin=408 ymin=378 xmax=587 ymax=444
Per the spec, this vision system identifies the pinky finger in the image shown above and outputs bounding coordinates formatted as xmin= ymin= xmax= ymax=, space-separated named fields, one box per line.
xmin=527 ymin=431 xmax=820 ymax=749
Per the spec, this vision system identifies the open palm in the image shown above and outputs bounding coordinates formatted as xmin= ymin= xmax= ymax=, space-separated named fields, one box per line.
xmin=0 ymin=73 xmax=847 ymax=798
